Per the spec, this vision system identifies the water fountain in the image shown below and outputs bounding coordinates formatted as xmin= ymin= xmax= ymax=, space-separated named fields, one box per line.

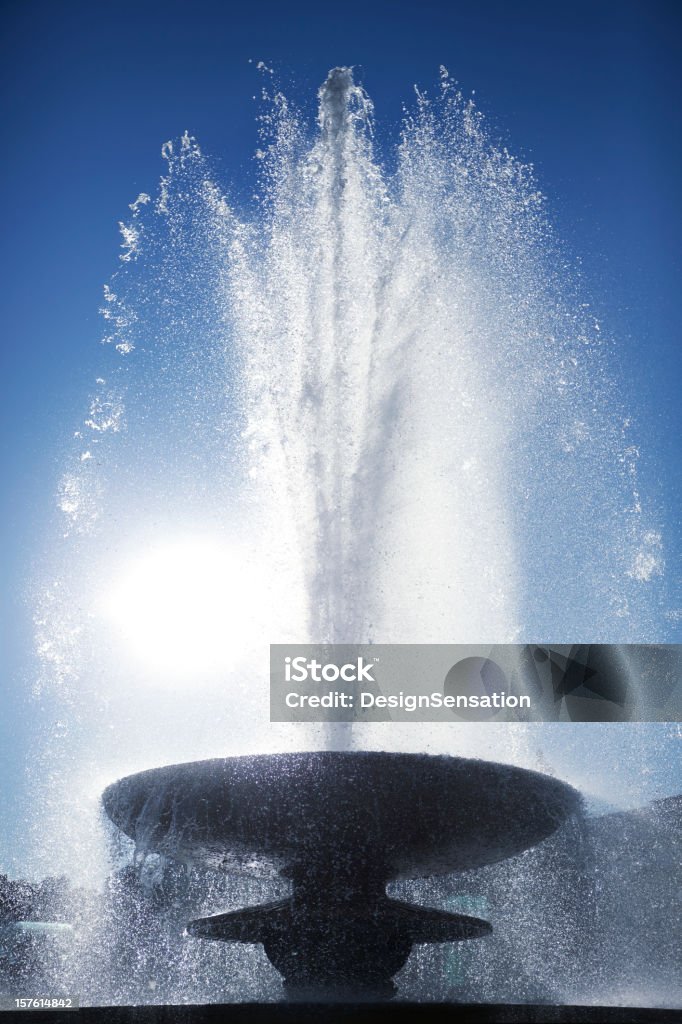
xmin=102 ymin=752 xmax=580 ymax=997
xmin=20 ymin=65 xmax=678 ymax=1017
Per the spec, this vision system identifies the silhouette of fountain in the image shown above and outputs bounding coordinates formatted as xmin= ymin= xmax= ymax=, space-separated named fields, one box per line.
xmin=28 ymin=62 xmax=675 ymax=1012
xmin=103 ymin=752 xmax=580 ymax=998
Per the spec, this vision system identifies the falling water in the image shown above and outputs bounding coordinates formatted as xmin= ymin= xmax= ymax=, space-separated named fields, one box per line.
xmin=15 ymin=67 xmax=677 ymax=1006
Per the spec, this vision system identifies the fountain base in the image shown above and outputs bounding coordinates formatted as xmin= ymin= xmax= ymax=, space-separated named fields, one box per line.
xmin=189 ymin=893 xmax=489 ymax=997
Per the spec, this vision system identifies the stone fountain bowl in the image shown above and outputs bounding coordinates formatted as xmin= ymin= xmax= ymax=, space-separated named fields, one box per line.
xmin=102 ymin=751 xmax=581 ymax=882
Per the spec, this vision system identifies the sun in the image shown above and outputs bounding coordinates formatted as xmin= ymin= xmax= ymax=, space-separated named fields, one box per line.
xmin=101 ymin=537 xmax=263 ymax=678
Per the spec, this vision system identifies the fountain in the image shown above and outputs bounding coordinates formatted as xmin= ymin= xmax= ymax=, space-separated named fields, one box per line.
xmin=20 ymin=64 xmax=678 ymax=1016
xmin=102 ymin=752 xmax=580 ymax=997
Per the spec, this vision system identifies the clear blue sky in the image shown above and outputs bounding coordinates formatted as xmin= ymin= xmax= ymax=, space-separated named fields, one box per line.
xmin=1 ymin=0 xmax=680 ymax=860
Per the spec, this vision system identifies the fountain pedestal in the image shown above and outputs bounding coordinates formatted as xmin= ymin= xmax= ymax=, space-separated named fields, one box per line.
xmin=189 ymin=883 xmax=489 ymax=997
xmin=102 ymin=752 xmax=580 ymax=998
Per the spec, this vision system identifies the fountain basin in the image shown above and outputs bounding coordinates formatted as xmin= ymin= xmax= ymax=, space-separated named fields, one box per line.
xmin=102 ymin=752 xmax=580 ymax=878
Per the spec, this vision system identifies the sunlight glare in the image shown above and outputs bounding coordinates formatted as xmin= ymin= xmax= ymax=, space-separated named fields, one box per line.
xmin=101 ymin=537 xmax=263 ymax=678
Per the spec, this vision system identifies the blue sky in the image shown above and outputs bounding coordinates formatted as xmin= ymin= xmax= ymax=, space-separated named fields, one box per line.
xmin=1 ymin=0 xmax=681 ymax=866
